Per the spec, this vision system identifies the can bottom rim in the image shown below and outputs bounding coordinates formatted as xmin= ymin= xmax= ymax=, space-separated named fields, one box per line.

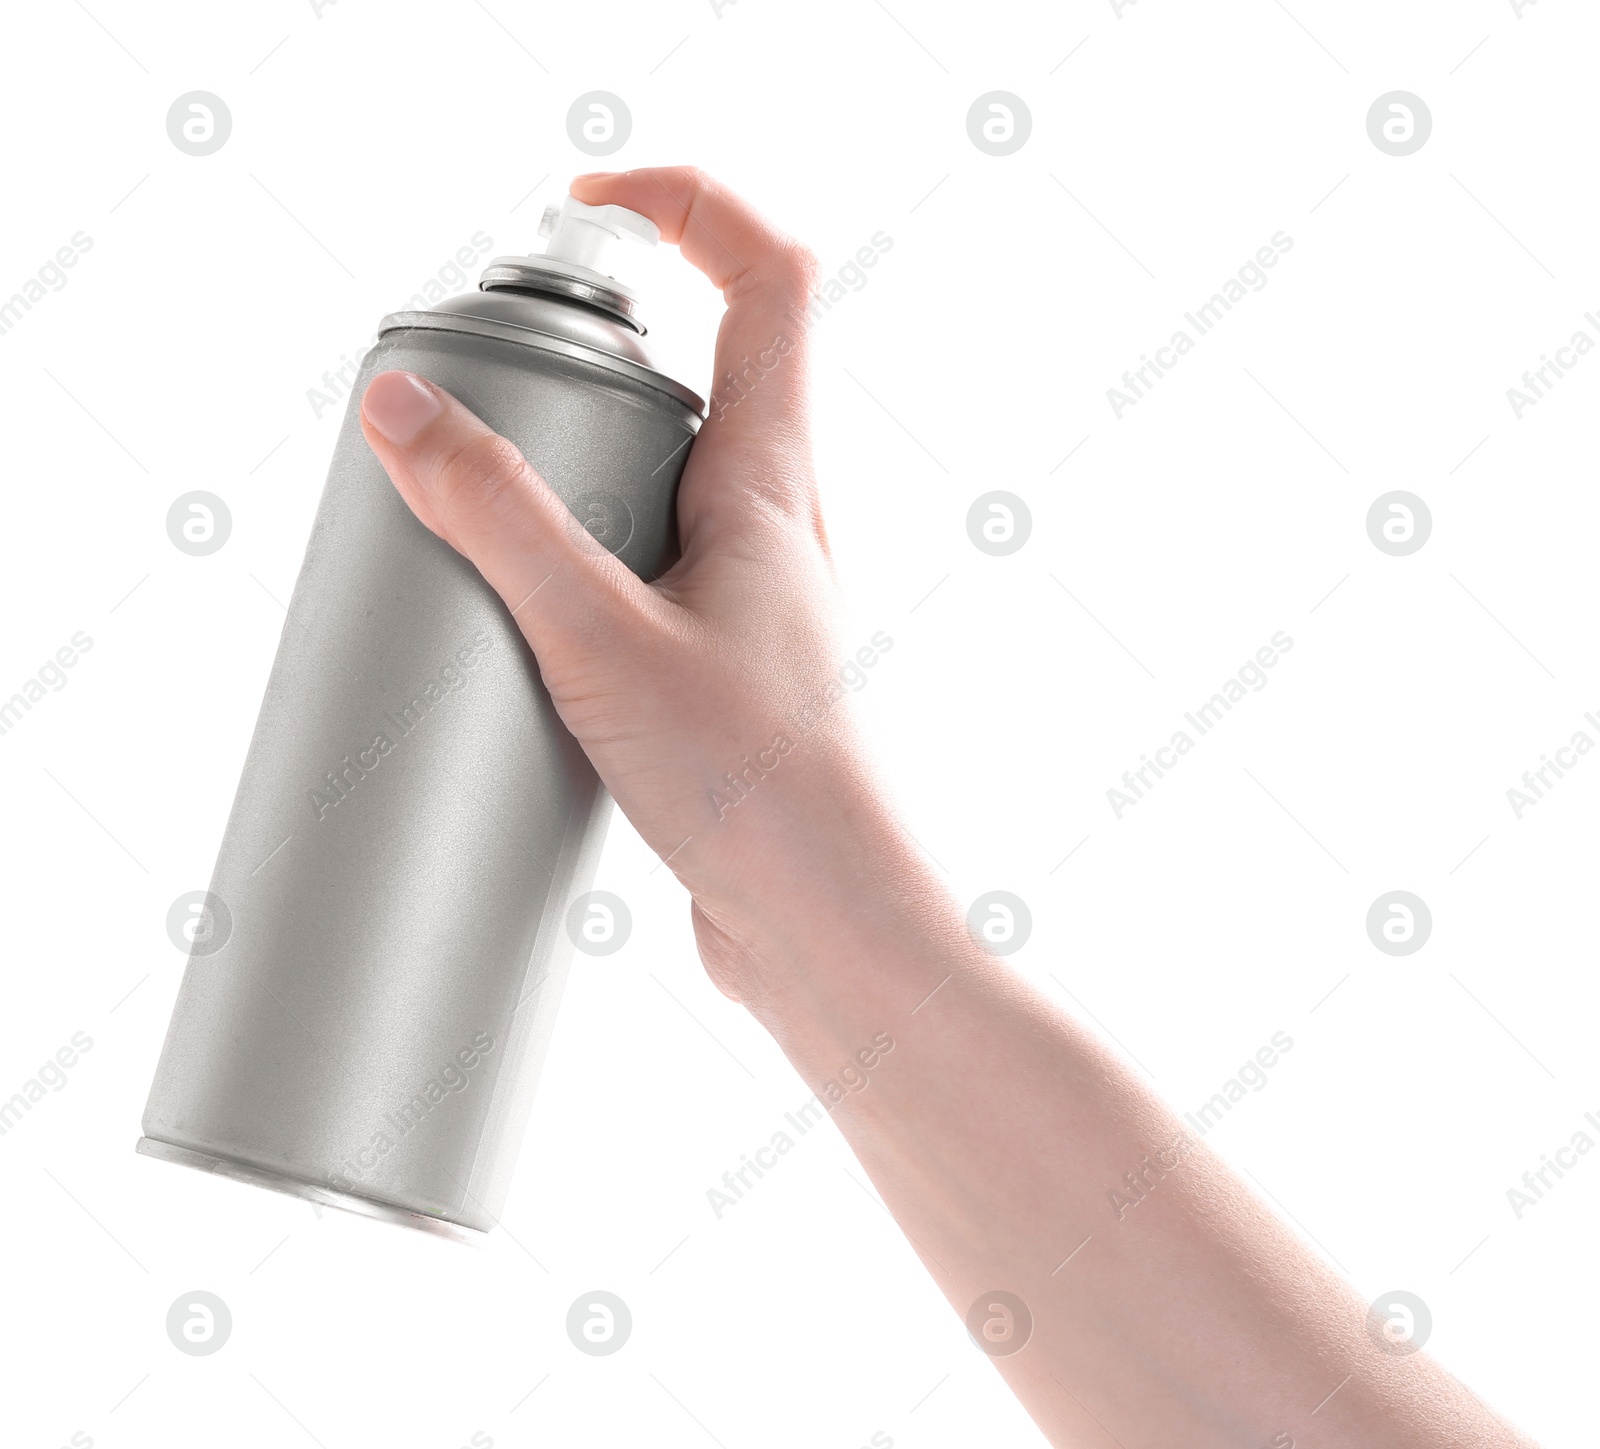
xmin=135 ymin=1136 xmax=482 ymax=1243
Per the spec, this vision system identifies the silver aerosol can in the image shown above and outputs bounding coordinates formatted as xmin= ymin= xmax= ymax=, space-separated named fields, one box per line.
xmin=138 ymin=196 xmax=702 ymax=1232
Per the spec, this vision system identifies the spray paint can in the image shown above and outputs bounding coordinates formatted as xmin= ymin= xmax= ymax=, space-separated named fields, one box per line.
xmin=138 ymin=196 xmax=702 ymax=1232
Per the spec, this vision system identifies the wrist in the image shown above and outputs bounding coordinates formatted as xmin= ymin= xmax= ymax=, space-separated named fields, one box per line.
xmin=690 ymin=760 xmax=977 ymax=1036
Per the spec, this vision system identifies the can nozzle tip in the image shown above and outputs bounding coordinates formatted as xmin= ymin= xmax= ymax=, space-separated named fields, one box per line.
xmin=538 ymin=196 xmax=658 ymax=273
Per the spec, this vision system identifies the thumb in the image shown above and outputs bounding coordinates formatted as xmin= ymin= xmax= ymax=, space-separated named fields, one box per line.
xmin=359 ymin=369 xmax=656 ymax=653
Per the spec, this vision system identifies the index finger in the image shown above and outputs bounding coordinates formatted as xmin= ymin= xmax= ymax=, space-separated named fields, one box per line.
xmin=569 ymin=166 xmax=821 ymax=529
xmin=572 ymin=165 xmax=814 ymax=312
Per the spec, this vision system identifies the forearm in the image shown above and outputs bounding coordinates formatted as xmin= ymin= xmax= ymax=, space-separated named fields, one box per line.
xmin=359 ymin=165 xmax=1537 ymax=1449
xmin=724 ymin=801 xmax=1535 ymax=1449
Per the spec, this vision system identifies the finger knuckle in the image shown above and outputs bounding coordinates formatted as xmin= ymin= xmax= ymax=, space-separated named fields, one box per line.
xmin=434 ymin=432 xmax=530 ymax=520
xmin=774 ymin=239 xmax=821 ymax=294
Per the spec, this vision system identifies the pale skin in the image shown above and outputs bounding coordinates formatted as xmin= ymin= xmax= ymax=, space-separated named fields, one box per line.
xmin=358 ymin=166 xmax=1537 ymax=1449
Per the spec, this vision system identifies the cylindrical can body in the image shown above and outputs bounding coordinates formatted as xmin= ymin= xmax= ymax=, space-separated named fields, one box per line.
xmin=139 ymin=287 xmax=700 ymax=1231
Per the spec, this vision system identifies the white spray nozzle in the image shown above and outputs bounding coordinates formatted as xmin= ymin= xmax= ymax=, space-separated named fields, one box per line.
xmin=537 ymin=196 xmax=659 ymax=274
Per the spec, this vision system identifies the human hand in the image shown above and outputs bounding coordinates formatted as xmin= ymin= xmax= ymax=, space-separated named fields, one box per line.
xmin=358 ymin=170 xmax=1542 ymax=1449
xmin=359 ymin=167 xmax=917 ymax=1001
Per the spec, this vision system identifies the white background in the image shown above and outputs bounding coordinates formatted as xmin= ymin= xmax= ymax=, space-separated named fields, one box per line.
xmin=1 ymin=1 xmax=1595 ymax=1445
